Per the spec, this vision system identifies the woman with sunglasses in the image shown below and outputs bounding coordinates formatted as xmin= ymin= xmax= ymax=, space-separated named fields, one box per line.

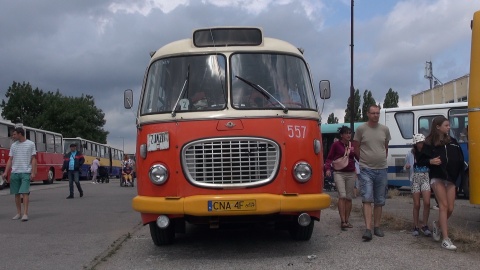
xmin=325 ymin=126 xmax=357 ymax=230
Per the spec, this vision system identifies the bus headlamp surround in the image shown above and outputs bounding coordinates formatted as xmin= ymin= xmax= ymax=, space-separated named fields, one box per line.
xmin=293 ymin=162 xmax=312 ymax=183
xmin=149 ymin=164 xmax=169 ymax=185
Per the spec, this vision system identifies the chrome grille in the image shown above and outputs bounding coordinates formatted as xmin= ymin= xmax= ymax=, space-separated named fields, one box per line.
xmin=182 ymin=137 xmax=280 ymax=188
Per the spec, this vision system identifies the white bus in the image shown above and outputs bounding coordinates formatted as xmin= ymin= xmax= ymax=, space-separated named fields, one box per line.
xmin=379 ymin=102 xmax=468 ymax=191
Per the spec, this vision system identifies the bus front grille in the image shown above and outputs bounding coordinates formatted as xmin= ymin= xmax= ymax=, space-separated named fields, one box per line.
xmin=182 ymin=137 xmax=280 ymax=188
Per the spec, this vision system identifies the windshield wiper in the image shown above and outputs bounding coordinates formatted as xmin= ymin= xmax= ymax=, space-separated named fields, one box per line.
xmin=235 ymin=75 xmax=288 ymax=113
xmin=171 ymin=65 xmax=190 ymax=117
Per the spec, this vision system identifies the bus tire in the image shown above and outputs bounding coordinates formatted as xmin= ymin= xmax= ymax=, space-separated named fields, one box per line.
xmin=289 ymin=219 xmax=314 ymax=241
xmin=0 ymin=171 xmax=5 ymax=190
xmin=149 ymin=222 xmax=175 ymax=246
xmin=43 ymin=169 xmax=54 ymax=184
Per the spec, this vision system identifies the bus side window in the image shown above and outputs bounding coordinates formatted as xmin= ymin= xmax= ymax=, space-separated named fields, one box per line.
xmin=46 ymin=133 xmax=55 ymax=153
xmin=36 ymin=132 xmax=46 ymax=152
xmin=0 ymin=124 xmax=11 ymax=148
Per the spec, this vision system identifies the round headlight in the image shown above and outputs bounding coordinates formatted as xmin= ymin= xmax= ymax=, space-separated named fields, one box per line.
xmin=149 ymin=164 xmax=169 ymax=185
xmin=293 ymin=162 xmax=312 ymax=183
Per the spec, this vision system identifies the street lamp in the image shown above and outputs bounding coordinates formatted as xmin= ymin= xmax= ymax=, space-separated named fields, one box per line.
xmin=349 ymin=0 xmax=355 ymax=132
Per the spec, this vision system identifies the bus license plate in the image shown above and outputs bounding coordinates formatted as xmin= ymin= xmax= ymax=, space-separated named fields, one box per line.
xmin=147 ymin=132 xmax=169 ymax=151
xmin=208 ymin=200 xmax=256 ymax=212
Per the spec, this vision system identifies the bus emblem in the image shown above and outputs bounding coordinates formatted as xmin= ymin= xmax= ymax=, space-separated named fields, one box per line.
xmin=225 ymin=122 xmax=236 ymax=128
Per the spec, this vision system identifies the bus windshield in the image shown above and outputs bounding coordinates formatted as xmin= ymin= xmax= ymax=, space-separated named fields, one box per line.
xmin=141 ymin=54 xmax=227 ymax=115
xmin=231 ymin=53 xmax=316 ymax=110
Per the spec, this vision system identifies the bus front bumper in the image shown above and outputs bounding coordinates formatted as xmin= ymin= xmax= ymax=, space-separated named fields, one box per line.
xmin=132 ymin=193 xmax=331 ymax=216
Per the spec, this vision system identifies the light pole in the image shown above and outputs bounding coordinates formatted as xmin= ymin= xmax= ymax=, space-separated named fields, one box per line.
xmin=350 ymin=0 xmax=355 ymax=132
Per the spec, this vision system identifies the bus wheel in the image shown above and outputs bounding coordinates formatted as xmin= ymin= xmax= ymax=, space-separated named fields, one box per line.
xmin=43 ymin=169 xmax=55 ymax=184
xmin=0 ymin=172 xmax=5 ymax=190
xmin=149 ymin=222 xmax=175 ymax=246
xmin=289 ymin=220 xmax=314 ymax=241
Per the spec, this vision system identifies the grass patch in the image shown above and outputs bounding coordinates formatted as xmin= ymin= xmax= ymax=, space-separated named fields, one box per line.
xmin=449 ymin=226 xmax=480 ymax=252
xmin=387 ymin=188 xmax=401 ymax=199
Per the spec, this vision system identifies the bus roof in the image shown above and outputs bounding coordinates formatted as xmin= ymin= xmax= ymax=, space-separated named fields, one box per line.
xmin=382 ymin=102 xmax=467 ymax=113
xmin=151 ymin=31 xmax=304 ymax=61
xmin=320 ymin=122 xmax=365 ymax=134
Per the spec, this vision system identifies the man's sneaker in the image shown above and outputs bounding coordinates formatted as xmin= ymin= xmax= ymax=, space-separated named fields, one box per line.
xmin=441 ymin=238 xmax=457 ymax=250
xmin=374 ymin=227 xmax=384 ymax=237
xmin=432 ymin=221 xmax=441 ymax=241
xmin=66 ymin=195 xmax=74 ymax=199
xmin=412 ymin=227 xmax=419 ymax=236
xmin=80 ymin=192 xmax=84 ymax=198
xmin=21 ymin=214 xmax=28 ymax=222
xmin=432 ymin=205 xmax=439 ymax=210
xmin=12 ymin=214 xmax=21 ymax=220
xmin=421 ymin=225 xmax=432 ymax=236
xmin=362 ymin=229 xmax=372 ymax=241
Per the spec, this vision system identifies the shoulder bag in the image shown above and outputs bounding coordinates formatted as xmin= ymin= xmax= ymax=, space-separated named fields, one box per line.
xmin=332 ymin=142 xmax=351 ymax=171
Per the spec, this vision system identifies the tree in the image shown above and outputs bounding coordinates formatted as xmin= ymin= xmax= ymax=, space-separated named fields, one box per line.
xmin=344 ymin=89 xmax=362 ymax=123
xmin=0 ymin=81 xmax=46 ymax=127
xmin=361 ymin=90 xmax=377 ymax=121
xmin=383 ymin=88 xmax=399 ymax=108
xmin=1 ymin=81 xmax=109 ymax=143
xmin=327 ymin=113 xmax=339 ymax=124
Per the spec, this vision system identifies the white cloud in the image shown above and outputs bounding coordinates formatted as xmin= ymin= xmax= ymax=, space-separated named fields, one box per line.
xmin=108 ymin=0 xmax=189 ymax=16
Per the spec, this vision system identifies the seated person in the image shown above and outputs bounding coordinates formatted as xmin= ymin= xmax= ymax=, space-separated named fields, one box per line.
xmin=122 ymin=163 xmax=134 ymax=186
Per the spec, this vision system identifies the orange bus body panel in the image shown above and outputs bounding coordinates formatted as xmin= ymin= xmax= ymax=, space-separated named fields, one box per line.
xmin=133 ymin=117 xmax=329 ymax=224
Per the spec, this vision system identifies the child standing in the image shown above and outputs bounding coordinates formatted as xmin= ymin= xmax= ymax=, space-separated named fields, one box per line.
xmin=404 ymin=134 xmax=432 ymax=237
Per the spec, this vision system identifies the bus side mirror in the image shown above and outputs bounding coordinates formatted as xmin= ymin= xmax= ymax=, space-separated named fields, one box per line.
xmin=124 ymin=89 xmax=134 ymax=109
xmin=319 ymin=80 xmax=331 ymax=99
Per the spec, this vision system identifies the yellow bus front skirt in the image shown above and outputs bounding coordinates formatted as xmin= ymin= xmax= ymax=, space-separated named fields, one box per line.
xmin=132 ymin=193 xmax=331 ymax=216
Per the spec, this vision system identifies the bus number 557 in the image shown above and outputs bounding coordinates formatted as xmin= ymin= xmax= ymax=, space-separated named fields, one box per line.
xmin=287 ymin=125 xmax=306 ymax=138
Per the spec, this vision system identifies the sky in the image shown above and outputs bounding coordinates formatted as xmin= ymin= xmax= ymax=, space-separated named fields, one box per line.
xmin=1 ymin=0 xmax=478 ymax=153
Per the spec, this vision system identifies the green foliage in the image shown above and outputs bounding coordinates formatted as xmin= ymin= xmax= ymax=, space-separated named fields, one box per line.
xmin=383 ymin=88 xmax=399 ymax=108
xmin=327 ymin=113 xmax=338 ymax=124
xmin=344 ymin=89 xmax=361 ymax=123
xmin=1 ymin=81 xmax=109 ymax=143
xmin=361 ymin=90 xmax=377 ymax=121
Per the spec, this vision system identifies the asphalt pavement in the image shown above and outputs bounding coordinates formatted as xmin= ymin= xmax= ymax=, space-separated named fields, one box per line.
xmin=330 ymin=190 xmax=480 ymax=234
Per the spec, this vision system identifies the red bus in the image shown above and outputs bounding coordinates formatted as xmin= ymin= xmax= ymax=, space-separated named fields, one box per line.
xmin=0 ymin=120 xmax=64 ymax=189
xmin=125 ymin=27 xmax=332 ymax=245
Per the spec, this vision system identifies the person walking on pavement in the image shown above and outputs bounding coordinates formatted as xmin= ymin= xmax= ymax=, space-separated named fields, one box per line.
xmin=404 ymin=134 xmax=432 ymax=237
xmin=62 ymin=143 xmax=85 ymax=199
xmin=418 ymin=116 xmax=464 ymax=250
xmin=353 ymin=105 xmax=391 ymax=241
xmin=2 ymin=127 xmax=37 ymax=222
xmin=91 ymin=157 xmax=100 ymax=184
xmin=324 ymin=125 xmax=357 ymax=230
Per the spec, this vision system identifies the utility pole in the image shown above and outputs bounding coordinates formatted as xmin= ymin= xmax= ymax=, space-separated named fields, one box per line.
xmin=349 ymin=0 xmax=355 ymax=132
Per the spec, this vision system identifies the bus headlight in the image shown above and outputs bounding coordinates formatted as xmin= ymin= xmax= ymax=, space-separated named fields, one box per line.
xmin=293 ymin=162 xmax=312 ymax=183
xmin=149 ymin=164 xmax=169 ymax=185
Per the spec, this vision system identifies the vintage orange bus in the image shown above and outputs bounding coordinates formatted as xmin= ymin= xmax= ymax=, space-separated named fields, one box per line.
xmin=125 ymin=27 xmax=331 ymax=245
xmin=0 ymin=121 xmax=64 ymax=189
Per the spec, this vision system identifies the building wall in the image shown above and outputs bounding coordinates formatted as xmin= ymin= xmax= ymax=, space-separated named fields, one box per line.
xmin=412 ymin=74 xmax=469 ymax=105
